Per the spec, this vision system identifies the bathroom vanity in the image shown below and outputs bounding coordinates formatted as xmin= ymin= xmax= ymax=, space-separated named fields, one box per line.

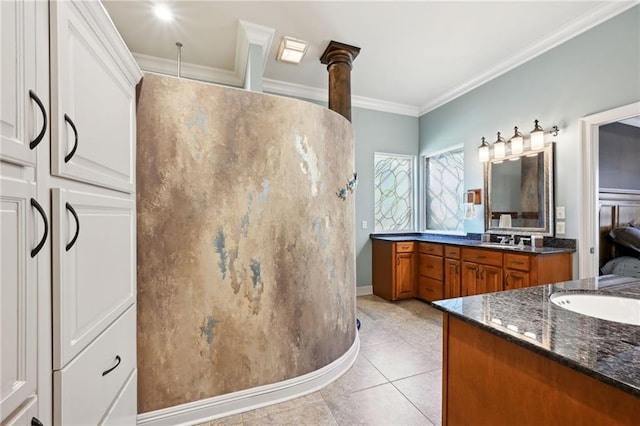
xmin=433 ymin=275 xmax=640 ymax=425
xmin=371 ymin=235 xmax=573 ymax=302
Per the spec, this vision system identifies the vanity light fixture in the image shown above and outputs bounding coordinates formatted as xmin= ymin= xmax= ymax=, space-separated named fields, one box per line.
xmin=509 ymin=126 xmax=524 ymax=155
xmin=493 ymin=132 xmax=506 ymax=159
xmin=478 ymin=137 xmax=490 ymax=162
xmin=153 ymin=3 xmax=174 ymax=22
xmin=478 ymin=120 xmax=560 ymax=162
xmin=276 ymin=36 xmax=309 ymax=64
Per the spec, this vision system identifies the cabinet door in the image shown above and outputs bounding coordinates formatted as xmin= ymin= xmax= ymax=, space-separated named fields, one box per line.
xmin=52 ymin=189 xmax=135 ymax=369
xmin=50 ymin=1 xmax=136 ymax=193
xmin=0 ymin=0 xmax=39 ymax=167
xmin=504 ymin=269 xmax=530 ymax=290
xmin=0 ymin=171 xmax=38 ymax=421
xmin=395 ymin=252 xmax=415 ymax=299
xmin=444 ymin=259 xmax=461 ymax=299
xmin=480 ymin=265 xmax=503 ymax=294
xmin=461 ymin=261 xmax=479 ymax=296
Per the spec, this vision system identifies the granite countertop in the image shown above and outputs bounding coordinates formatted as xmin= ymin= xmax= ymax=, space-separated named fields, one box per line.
xmin=370 ymin=233 xmax=575 ymax=255
xmin=433 ymin=275 xmax=640 ymax=397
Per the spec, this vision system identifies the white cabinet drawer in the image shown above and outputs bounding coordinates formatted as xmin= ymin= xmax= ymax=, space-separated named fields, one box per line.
xmin=101 ymin=370 xmax=137 ymax=426
xmin=52 ymin=188 xmax=135 ymax=369
xmin=54 ymin=306 xmax=136 ymax=426
xmin=50 ymin=0 xmax=136 ymax=193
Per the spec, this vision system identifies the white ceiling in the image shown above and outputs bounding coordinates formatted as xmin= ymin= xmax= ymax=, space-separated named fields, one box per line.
xmin=102 ymin=1 xmax=637 ymax=116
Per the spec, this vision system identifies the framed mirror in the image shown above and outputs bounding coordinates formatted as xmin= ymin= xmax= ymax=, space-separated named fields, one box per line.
xmin=484 ymin=144 xmax=554 ymax=236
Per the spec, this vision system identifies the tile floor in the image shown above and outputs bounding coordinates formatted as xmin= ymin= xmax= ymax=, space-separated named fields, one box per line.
xmin=200 ymin=295 xmax=443 ymax=425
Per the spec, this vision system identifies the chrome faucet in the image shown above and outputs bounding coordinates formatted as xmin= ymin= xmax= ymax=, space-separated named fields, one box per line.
xmin=498 ymin=235 xmax=516 ymax=245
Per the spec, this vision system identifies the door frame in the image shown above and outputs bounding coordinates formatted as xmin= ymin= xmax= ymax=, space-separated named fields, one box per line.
xmin=579 ymin=101 xmax=640 ymax=278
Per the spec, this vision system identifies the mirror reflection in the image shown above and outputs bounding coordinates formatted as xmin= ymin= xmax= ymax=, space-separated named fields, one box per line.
xmin=484 ymin=144 xmax=554 ymax=235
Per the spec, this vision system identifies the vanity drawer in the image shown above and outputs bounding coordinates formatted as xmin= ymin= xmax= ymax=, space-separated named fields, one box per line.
xmin=418 ymin=276 xmax=443 ymax=301
xmin=54 ymin=306 xmax=136 ymax=426
xmin=419 ymin=242 xmax=443 ymax=256
xmin=462 ymin=248 xmax=503 ymax=267
xmin=444 ymin=246 xmax=460 ymax=259
xmin=419 ymin=254 xmax=443 ymax=280
xmin=504 ymin=253 xmax=531 ymax=271
xmin=395 ymin=242 xmax=415 ymax=253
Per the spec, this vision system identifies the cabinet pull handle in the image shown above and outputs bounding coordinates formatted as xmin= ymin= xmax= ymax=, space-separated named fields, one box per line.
xmin=28 ymin=90 xmax=47 ymax=150
xmin=65 ymin=202 xmax=80 ymax=251
xmin=102 ymin=355 xmax=121 ymax=376
xmin=64 ymin=114 xmax=78 ymax=163
xmin=476 ymin=255 xmax=486 ymax=260
xmin=30 ymin=198 xmax=48 ymax=258
xmin=512 ymin=261 xmax=524 ymax=265
xmin=505 ymin=273 xmax=510 ymax=287
xmin=31 ymin=417 xmax=44 ymax=426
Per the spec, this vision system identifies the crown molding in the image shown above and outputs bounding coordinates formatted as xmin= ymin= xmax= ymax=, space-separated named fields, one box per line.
xmin=263 ymin=79 xmax=419 ymax=117
xmin=418 ymin=1 xmax=639 ymax=116
xmin=133 ymin=52 xmax=242 ymax=86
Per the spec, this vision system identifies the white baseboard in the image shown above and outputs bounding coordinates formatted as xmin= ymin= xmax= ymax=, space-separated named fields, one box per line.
xmin=136 ymin=335 xmax=360 ymax=426
xmin=356 ymin=285 xmax=373 ymax=296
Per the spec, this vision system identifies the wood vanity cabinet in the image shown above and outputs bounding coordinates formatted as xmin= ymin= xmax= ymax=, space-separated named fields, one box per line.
xmin=444 ymin=246 xmax=461 ymax=298
xmin=417 ymin=243 xmax=444 ymax=301
xmin=461 ymin=249 xmax=504 ymax=296
xmin=372 ymin=239 xmax=573 ymax=302
xmin=372 ymin=240 xmax=416 ymax=300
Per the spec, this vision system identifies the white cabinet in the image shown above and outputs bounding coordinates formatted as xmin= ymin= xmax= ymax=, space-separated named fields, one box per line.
xmin=52 ymin=189 xmax=136 ymax=369
xmin=0 ymin=168 xmax=38 ymax=422
xmin=1 ymin=0 xmax=141 ymax=424
xmin=50 ymin=0 xmax=137 ymax=193
xmin=1 ymin=0 xmax=48 ymax=423
xmin=0 ymin=0 xmax=41 ymax=168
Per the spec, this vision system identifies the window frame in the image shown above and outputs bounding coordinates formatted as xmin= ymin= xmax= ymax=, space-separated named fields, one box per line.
xmin=372 ymin=152 xmax=418 ymax=234
xmin=422 ymin=144 xmax=465 ymax=235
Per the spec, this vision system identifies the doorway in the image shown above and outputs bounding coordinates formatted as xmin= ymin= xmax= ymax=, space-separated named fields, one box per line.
xmin=579 ymin=101 xmax=640 ymax=278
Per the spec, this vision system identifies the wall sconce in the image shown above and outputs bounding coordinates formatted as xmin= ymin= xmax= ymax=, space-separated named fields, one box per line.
xmin=276 ymin=36 xmax=309 ymax=64
xmin=478 ymin=119 xmax=560 ymax=162
xmin=509 ymin=126 xmax=524 ymax=155
xmin=493 ymin=132 xmax=506 ymax=160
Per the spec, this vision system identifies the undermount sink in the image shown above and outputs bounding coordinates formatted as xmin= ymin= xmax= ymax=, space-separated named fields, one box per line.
xmin=550 ymin=293 xmax=640 ymax=326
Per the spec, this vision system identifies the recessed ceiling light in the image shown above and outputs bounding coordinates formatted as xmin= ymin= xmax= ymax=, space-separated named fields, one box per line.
xmin=276 ymin=36 xmax=308 ymax=64
xmin=153 ymin=4 xmax=173 ymax=22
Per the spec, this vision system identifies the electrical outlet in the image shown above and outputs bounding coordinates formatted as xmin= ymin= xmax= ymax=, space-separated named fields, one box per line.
xmin=361 ymin=220 xmax=367 ymax=230
xmin=556 ymin=221 xmax=566 ymax=235
xmin=556 ymin=206 xmax=566 ymax=220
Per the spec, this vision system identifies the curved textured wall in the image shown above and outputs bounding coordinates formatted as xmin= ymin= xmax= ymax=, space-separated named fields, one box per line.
xmin=136 ymin=73 xmax=356 ymax=413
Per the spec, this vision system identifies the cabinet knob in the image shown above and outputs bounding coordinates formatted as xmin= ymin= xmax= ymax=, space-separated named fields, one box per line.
xmin=31 ymin=417 xmax=44 ymax=426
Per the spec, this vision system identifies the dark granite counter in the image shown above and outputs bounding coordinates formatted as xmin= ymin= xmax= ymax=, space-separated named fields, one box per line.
xmin=370 ymin=233 xmax=575 ymax=255
xmin=433 ymin=275 xmax=640 ymax=397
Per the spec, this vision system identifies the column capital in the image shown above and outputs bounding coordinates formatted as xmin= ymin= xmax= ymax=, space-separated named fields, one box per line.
xmin=320 ymin=41 xmax=361 ymax=68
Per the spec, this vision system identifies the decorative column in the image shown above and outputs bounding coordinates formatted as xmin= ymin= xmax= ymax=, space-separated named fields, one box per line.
xmin=320 ymin=41 xmax=360 ymax=122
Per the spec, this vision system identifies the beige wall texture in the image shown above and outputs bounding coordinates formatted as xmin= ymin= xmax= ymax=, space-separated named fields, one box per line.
xmin=136 ymin=73 xmax=356 ymax=413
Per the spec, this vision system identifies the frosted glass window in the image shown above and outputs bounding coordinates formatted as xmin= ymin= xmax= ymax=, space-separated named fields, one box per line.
xmin=425 ymin=149 xmax=464 ymax=231
xmin=374 ymin=153 xmax=415 ymax=232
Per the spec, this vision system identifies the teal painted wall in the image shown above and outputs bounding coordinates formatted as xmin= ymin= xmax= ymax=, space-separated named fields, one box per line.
xmin=419 ymin=5 xmax=640 ymax=256
xmin=351 ymin=108 xmax=419 ymax=287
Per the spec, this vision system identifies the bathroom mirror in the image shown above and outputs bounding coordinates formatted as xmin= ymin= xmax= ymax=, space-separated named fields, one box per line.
xmin=484 ymin=144 xmax=554 ymax=236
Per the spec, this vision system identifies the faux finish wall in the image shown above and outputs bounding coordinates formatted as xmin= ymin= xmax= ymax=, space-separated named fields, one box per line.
xmin=136 ymin=73 xmax=356 ymax=413
xmin=419 ymin=6 xmax=640 ymax=246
